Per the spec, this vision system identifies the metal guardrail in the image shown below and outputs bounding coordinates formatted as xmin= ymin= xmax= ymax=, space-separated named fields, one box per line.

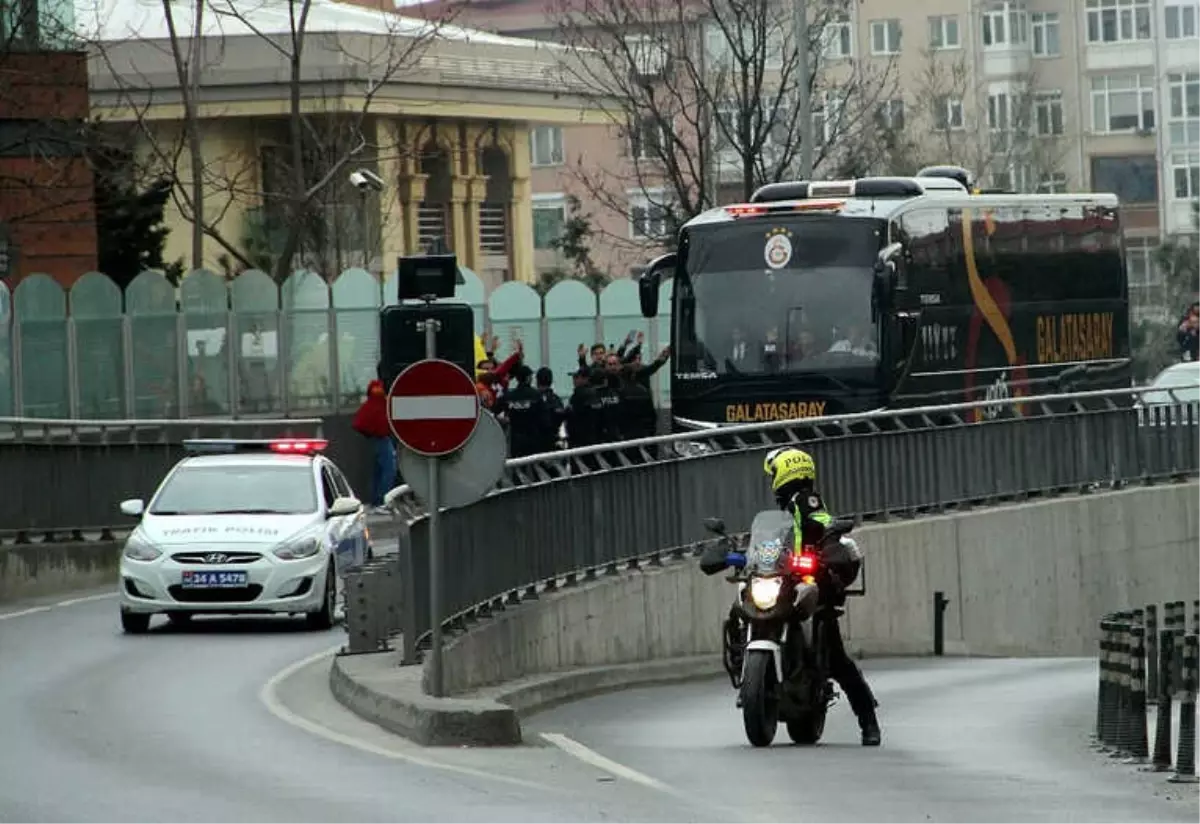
xmin=0 ymin=417 xmax=325 ymax=537
xmin=1095 ymin=601 xmax=1199 ymax=782
xmin=341 ymin=385 xmax=1200 ymax=659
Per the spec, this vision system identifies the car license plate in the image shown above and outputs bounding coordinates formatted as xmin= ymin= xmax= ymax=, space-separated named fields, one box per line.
xmin=181 ymin=570 xmax=247 ymax=588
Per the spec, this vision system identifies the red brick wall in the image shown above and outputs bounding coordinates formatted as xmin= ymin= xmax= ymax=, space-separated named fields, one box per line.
xmin=0 ymin=50 xmax=97 ymax=287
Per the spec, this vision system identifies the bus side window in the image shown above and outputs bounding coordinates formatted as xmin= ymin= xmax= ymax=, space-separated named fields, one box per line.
xmin=900 ymin=209 xmax=951 ymax=299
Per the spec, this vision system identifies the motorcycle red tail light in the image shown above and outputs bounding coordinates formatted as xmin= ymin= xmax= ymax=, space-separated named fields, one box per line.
xmin=789 ymin=552 xmax=818 ymax=576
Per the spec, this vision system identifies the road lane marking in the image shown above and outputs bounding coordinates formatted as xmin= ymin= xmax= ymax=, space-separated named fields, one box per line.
xmin=540 ymin=732 xmax=673 ymax=793
xmin=259 ymin=646 xmax=552 ymax=791
xmin=0 ymin=606 xmax=51 ymax=621
xmin=0 ymin=593 xmax=115 ymax=621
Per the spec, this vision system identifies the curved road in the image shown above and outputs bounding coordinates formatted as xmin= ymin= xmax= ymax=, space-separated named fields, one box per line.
xmin=1 ymin=593 xmax=1196 ymax=823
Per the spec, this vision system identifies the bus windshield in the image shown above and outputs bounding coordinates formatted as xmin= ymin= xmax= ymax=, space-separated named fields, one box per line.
xmin=674 ymin=215 xmax=886 ymax=376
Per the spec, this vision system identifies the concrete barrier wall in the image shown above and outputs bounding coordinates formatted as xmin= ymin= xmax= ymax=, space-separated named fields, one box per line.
xmin=439 ymin=482 xmax=1200 ymax=696
xmin=0 ymin=541 xmax=122 ymax=603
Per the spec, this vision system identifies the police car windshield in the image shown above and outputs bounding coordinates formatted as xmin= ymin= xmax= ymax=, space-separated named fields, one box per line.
xmin=149 ymin=465 xmax=318 ymax=515
xmin=675 ymin=216 xmax=883 ymax=375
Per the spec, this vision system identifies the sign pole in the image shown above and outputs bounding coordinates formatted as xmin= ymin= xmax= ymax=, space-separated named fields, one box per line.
xmin=420 ymin=308 xmax=445 ymax=698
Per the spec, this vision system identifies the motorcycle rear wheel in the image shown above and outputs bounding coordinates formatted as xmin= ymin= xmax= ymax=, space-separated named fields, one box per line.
xmin=740 ymin=651 xmax=779 ymax=747
xmin=786 ymin=709 xmax=827 ymax=745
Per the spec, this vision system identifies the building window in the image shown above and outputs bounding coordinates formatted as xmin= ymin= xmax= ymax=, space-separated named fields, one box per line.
xmin=1125 ymin=236 xmax=1160 ymax=288
xmin=875 ymin=99 xmax=905 ymax=131
xmin=532 ymin=195 xmax=566 ymax=250
xmin=928 ymin=15 xmax=959 ymax=49
xmin=822 ymin=13 xmax=853 ymax=58
xmin=1036 ymin=172 xmax=1069 ymax=193
xmin=870 ymin=19 xmax=901 ymax=55
xmin=1034 ymin=91 xmax=1065 ymax=135
xmin=624 ymin=34 xmax=669 ymax=76
xmin=629 ymin=189 xmax=668 ymax=240
xmin=530 ymin=126 xmax=564 ymax=168
xmin=1172 ymin=151 xmax=1200 ymax=199
xmin=1165 ymin=2 xmax=1199 ymax=38
xmin=1091 ymin=154 xmax=1159 ymax=203
xmin=1031 ymin=12 xmax=1061 ymax=56
xmin=982 ymin=2 xmax=1028 ymax=47
xmin=934 ymin=96 xmax=966 ymax=130
xmin=991 ymin=164 xmax=1032 ymax=192
xmin=628 ymin=116 xmax=666 ymax=160
xmin=987 ymin=91 xmax=1016 ymax=150
xmin=1091 ymin=73 xmax=1156 ymax=133
xmin=1167 ymin=72 xmax=1200 ymax=147
xmin=1086 ymin=0 xmax=1152 ymax=43
xmin=813 ymin=91 xmax=846 ymax=143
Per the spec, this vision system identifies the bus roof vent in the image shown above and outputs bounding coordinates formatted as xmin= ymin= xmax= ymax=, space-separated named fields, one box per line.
xmin=750 ymin=181 xmax=813 ymax=202
xmin=751 ymin=177 xmax=929 ymax=203
xmin=916 ymin=165 xmax=973 ymax=191
xmin=852 ymin=177 xmax=927 ymax=198
xmin=808 ymin=181 xmax=854 ymax=198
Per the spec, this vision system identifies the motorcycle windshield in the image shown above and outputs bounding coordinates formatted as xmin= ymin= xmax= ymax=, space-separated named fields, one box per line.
xmin=744 ymin=510 xmax=793 ymax=575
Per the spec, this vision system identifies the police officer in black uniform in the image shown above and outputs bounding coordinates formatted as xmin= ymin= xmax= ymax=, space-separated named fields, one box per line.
xmin=504 ymin=365 xmax=548 ymax=458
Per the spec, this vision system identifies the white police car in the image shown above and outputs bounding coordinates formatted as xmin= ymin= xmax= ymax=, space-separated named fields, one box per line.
xmin=117 ymin=438 xmax=372 ymax=634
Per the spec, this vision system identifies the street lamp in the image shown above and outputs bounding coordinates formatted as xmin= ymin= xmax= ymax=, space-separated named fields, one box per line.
xmin=349 ymin=168 xmax=385 ymax=272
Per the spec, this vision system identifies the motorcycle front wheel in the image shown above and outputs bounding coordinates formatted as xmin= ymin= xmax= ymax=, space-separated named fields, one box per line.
xmin=740 ymin=650 xmax=779 ymax=747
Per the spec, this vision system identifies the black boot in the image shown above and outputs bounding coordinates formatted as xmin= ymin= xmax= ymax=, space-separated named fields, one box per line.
xmin=859 ymin=712 xmax=881 ymax=746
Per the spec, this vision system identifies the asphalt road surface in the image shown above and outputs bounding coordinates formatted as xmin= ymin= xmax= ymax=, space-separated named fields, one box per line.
xmin=1 ymin=591 xmax=1196 ymax=823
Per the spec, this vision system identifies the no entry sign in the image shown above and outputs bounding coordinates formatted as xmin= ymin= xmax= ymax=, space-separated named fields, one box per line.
xmin=387 ymin=359 xmax=480 ymax=457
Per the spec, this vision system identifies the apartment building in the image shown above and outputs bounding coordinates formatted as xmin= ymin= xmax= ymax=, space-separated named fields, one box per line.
xmin=351 ymin=0 xmax=1198 ymax=314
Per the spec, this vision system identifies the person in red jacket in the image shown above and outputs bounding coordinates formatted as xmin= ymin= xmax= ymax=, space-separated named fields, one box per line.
xmin=352 ymin=378 xmax=395 ymax=511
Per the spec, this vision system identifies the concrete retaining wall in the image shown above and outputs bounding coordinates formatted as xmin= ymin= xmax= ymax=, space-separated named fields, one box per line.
xmin=0 ymin=541 xmax=122 ymax=603
xmin=439 ymin=482 xmax=1200 ymax=696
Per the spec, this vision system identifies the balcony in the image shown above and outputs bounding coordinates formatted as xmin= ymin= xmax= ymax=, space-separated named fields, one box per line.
xmin=982 ymin=45 xmax=1033 ymax=77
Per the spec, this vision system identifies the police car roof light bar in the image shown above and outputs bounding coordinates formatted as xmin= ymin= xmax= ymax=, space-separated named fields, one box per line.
xmin=181 ymin=438 xmax=328 ymax=455
xmin=268 ymin=438 xmax=328 ymax=454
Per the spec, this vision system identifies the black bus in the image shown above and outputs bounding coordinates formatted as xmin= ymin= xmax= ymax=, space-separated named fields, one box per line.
xmin=638 ymin=170 xmax=1131 ymax=430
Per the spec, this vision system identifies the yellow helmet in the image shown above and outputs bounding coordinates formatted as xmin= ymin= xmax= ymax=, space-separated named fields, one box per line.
xmin=763 ymin=447 xmax=816 ymax=490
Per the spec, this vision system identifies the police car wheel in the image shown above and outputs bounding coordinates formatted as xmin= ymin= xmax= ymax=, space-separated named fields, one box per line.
xmin=121 ymin=609 xmax=151 ymax=635
xmin=305 ymin=561 xmax=336 ymax=630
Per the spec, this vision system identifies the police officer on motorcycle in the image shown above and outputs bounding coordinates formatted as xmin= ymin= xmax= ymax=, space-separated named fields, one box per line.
xmin=762 ymin=446 xmax=881 ymax=746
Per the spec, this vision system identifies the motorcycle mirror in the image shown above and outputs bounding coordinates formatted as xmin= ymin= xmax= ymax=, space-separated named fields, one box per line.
xmin=702 ymin=517 xmax=726 ymax=535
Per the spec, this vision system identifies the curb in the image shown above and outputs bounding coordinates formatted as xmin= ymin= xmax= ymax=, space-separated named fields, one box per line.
xmin=328 ymin=650 xmax=725 ymax=747
xmin=330 ymin=653 xmax=522 ymax=746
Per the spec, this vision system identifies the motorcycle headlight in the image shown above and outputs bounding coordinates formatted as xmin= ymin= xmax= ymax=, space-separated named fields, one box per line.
xmin=122 ymin=536 xmax=161 ymax=562
xmin=274 ymin=536 xmax=322 ymax=560
xmin=749 ymin=576 xmax=783 ymax=610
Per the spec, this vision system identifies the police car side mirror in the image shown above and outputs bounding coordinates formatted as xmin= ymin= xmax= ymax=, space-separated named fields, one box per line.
xmin=119 ymin=498 xmax=145 ymax=517
xmin=328 ymin=496 xmax=363 ymax=518
xmin=703 ymin=516 xmax=727 ymax=535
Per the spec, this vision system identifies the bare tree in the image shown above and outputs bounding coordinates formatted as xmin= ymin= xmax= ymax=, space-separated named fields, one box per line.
xmin=88 ymin=0 xmax=454 ymax=280
xmin=901 ymin=48 xmax=1071 ymax=191
xmin=551 ymin=0 xmax=897 ymax=247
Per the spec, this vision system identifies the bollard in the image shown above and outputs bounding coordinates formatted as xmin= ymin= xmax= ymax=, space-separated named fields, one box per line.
xmin=1094 ymin=616 xmax=1108 ymax=744
xmin=1167 ymin=602 xmax=1186 ymax=700
xmin=1099 ymin=616 xmax=1123 ymax=750
xmin=1168 ymin=634 xmax=1199 ymax=784
xmin=1109 ymin=616 xmax=1131 ymax=756
xmin=1193 ymin=601 xmax=1200 ymax=635
xmin=933 ymin=591 xmax=950 ymax=656
xmin=1123 ymin=624 xmax=1150 ymax=763
xmin=1146 ymin=604 xmax=1159 ymax=704
xmin=1148 ymin=628 xmax=1175 ymax=772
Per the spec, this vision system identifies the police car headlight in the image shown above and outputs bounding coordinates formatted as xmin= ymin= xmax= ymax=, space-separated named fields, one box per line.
xmin=122 ymin=536 xmax=162 ymax=562
xmin=749 ymin=577 xmax=782 ymax=610
xmin=274 ymin=537 xmax=322 ymax=560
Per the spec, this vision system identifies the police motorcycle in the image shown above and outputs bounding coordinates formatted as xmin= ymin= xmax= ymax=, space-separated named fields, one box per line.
xmin=701 ymin=510 xmax=862 ymax=747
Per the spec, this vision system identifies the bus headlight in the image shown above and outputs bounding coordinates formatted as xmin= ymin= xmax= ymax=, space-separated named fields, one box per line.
xmin=749 ymin=577 xmax=782 ymax=610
